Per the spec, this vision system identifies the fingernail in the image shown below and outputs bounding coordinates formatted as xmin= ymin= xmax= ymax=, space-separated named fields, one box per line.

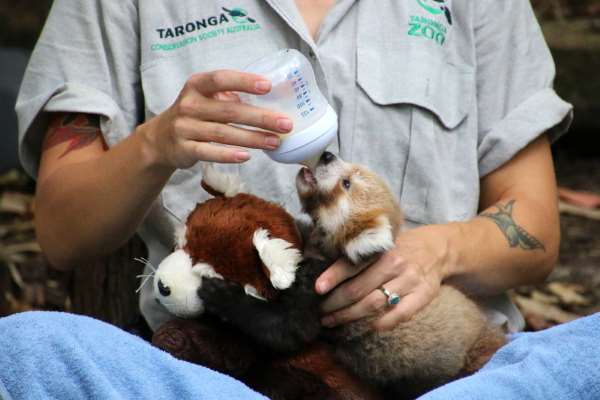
xmin=276 ymin=118 xmax=293 ymax=132
xmin=317 ymin=280 xmax=329 ymax=294
xmin=322 ymin=316 xmax=334 ymax=327
xmin=235 ymin=151 xmax=250 ymax=162
xmin=255 ymin=80 xmax=271 ymax=92
xmin=265 ymin=136 xmax=280 ymax=149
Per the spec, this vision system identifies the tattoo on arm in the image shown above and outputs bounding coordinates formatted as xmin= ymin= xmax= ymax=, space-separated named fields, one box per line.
xmin=481 ymin=200 xmax=546 ymax=252
xmin=43 ymin=114 xmax=104 ymax=158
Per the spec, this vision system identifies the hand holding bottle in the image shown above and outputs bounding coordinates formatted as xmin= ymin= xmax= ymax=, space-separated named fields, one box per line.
xmin=140 ymin=69 xmax=294 ymax=169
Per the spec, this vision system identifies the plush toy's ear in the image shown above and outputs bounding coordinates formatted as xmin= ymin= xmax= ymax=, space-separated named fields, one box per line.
xmin=343 ymin=216 xmax=395 ymax=266
xmin=252 ymin=228 xmax=302 ymax=290
xmin=201 ymin=162 xmax=245 ymax=198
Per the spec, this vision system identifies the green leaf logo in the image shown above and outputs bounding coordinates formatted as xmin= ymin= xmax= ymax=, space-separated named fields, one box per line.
xmin=222 ymin=7 xmax=256 ymax=24
xmin=415 ymin=0 xmax=452 ymax=25
xmin=416 ymin=0 xmax=443 ymax=15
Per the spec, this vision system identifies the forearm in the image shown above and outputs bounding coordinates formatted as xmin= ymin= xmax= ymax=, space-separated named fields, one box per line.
xmin=35 ymin=71 xmax=293 ymax=269
xmin=444 ymin=194 xmax=559 ymax=295
xmin=35 ymin=123 xmax=174 ymax=268
xmin=439 ymin=135 xmax=559 ymax=294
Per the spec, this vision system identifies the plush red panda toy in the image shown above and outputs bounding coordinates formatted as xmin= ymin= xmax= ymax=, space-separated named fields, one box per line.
xmin=151 ymin=163 xmax=303 ymax=318
xmin=151 ymin=163 xmax=380 ymax=400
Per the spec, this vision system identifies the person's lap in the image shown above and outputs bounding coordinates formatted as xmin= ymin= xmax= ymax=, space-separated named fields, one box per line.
xmin=0 ymin=311 xmax=266 ymax=400
xmin=2 ymin=310 xmax=599 ymax=400
xmin=418 ymin=312 xmax=600 ymax=399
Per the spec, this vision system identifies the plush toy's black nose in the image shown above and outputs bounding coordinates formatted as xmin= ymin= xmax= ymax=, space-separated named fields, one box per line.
xmin=320 ymin=151 xmax=336 ymax=165
xmin=157 ymin=279 xmax=171 ymax=297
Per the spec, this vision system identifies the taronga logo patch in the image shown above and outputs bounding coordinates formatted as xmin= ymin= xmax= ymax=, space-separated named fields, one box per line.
xmin=408 ymin=0 xmax=453 ymax=46
xmin=151 ymin=6 xmax=262 ymax=52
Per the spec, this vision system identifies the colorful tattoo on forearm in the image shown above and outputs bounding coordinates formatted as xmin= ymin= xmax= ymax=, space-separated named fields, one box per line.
xmin=481 ymin=200 xmax=546 ymax=251
xmin=43 ymin=114 xmax=103 ymax=158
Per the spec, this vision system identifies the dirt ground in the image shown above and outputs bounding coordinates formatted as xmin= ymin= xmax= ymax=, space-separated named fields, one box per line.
xmin=548 ymin=151 xmax=600 ymax=312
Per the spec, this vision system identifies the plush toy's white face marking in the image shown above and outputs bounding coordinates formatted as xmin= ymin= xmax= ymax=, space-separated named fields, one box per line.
xmin=153 ymin=249 xmax=223 ymax=318
xmin=252 ymin=228 xmax=302 ymax=290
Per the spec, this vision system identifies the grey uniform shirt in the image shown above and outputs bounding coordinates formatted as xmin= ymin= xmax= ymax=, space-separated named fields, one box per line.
xmin=17 ymin=0 xmax=572 ymax=331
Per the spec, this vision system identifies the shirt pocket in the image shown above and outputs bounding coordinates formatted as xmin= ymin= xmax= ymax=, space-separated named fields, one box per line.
xmin=356 ymin=47 xmax=477 ymax=225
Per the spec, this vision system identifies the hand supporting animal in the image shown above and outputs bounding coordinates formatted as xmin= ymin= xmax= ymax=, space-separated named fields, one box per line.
xmin=197 ymin=152 xmax=507 ymax=398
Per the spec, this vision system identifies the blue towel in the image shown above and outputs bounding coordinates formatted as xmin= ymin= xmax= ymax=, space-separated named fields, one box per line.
xmin=3 ymin=311 xmax=600 ymax=400
xmin=0 ymin=311 xmax=267 ymax=400
xmin=419 ymin=312 xmax=600 ymax=400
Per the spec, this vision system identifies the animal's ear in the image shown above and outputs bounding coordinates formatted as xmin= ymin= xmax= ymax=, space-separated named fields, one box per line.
xmin=343 ymin=216 xmax=395 ymax=266
xmin=253 ymin=228 xmax=302 ymax=290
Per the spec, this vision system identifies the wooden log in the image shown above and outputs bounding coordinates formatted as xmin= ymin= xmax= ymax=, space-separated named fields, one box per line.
xmin=69 ymin=235 xmax=147 ymax=328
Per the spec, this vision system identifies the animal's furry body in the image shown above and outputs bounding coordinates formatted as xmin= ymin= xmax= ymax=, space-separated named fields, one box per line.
xmin=199 ymin=153 xmax=506 ymax=397
xmin=330 ymin=286 xmax=504 ymax=397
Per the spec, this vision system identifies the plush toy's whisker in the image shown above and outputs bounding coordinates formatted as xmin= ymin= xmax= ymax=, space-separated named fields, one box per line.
xmin=135 ymin=272 xmax=155 ymax=293
xmin=133 ymin=257 xmax=158 ymax=293
xmin=134 ymin=257 xmax=157 ymax=272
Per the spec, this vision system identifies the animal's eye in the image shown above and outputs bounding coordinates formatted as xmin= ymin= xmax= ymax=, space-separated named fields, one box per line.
xmin=342 ymin=178 xmax=351 ymax=190
xmin=158 ymin=279 xmax=171 ymax=297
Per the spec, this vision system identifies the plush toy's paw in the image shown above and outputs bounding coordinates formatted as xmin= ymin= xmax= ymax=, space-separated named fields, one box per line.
xmin=198 ymin=277 xmax=244 ymax=315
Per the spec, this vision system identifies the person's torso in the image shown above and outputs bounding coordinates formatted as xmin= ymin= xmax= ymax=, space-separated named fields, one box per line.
xmin=132 ymin=1 xmax=525 ymax=334
xmin=135 ymin=0 xmax=480 ymax=249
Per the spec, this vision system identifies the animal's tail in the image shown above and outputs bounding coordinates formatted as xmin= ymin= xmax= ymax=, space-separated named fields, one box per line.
xmin=200 ymin=162 xmax=245 ymax=197
xmin=461 ymin=324 xmax=507 ymax=376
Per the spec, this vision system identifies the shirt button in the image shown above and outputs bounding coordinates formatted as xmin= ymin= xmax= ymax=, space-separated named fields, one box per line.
xmin=308 ymin=50 xmax=316 ymax=59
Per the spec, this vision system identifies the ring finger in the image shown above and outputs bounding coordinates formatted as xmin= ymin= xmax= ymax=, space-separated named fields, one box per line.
xmin=373 ymin=289 xmax=430 ymax=332
xmin=321 ymin=277 xmax=412 ymax=327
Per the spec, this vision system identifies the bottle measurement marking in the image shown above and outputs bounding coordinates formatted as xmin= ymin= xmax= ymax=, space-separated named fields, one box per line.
xmin=289 ymin=69 xmax=316 ymax=118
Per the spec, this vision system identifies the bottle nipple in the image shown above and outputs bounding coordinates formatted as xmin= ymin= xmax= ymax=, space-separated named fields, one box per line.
xmin=300 ymin=152 xmax=322 ymax=170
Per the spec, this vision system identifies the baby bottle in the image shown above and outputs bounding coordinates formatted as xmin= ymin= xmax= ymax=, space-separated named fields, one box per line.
xmin=240 ymin=49 xmax=338 ymax=166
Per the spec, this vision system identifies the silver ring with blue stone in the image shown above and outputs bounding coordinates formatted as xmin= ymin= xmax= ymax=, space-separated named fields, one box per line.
xmin=379 ymin=286 xmax=401 ymax=306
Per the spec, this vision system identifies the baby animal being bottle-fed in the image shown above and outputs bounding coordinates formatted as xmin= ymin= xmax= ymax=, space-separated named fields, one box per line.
xmin=239 ymin=49 xmax=338 ymax=168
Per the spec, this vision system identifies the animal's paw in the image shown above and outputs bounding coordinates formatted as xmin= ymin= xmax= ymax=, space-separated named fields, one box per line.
xmin=197 ymin=278 xmax=243 ymax=315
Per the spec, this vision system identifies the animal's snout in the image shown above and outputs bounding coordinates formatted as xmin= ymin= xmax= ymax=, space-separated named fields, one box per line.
xmin=320 ymin=151 xmax=336 ymax=165
xmin=157 ymin=279 xmax=171 ymax=297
